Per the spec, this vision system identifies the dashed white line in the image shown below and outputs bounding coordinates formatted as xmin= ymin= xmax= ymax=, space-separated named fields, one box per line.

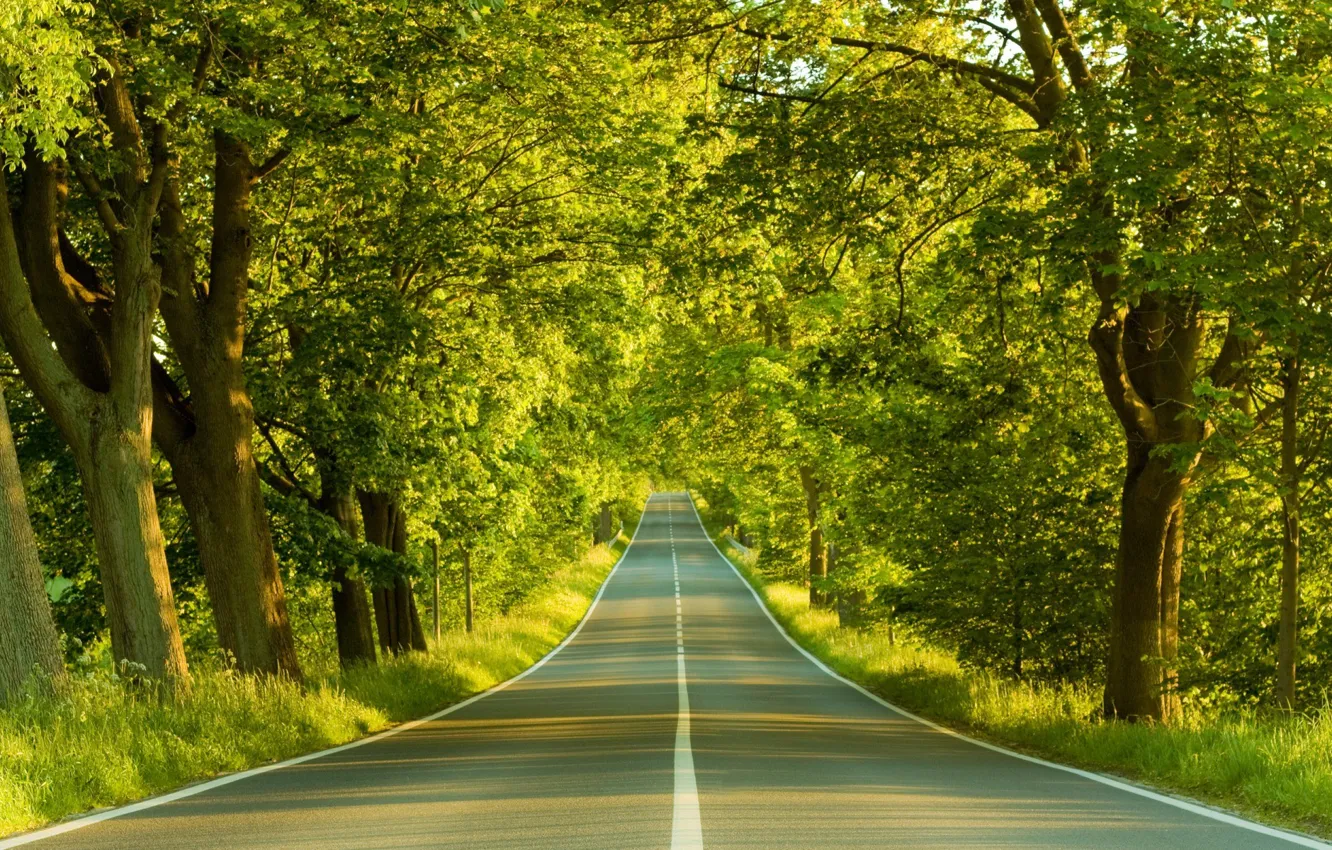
xmin=669 ymin=496 xmax=703 ymax=850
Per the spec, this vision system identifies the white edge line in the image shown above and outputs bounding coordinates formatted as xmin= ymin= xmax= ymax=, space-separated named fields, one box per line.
xmin=0 ymin=505 xmax=652 ymax=849
xmin=683 ymin=492 xmax=1331 ymax=850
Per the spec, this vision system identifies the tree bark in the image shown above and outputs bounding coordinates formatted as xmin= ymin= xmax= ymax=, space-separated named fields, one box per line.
xmin=799 ymin=465 xmax=828 ymax=607
xmin=1159 ymin=501 xmax=1183 ymax=722
xmin=154 ymin=131 xmax=301 ymax=680
xmin=317 ymin=470 xmax=377 ymax=668
xmin=598 ymin=503 xmax=613 ymax=544
xmin=431 ymin=537 xmax=441 ymax=643
xmin=358 ymin=490 xmax=421 ymax=654
xmin=1102 ymin=446 xmax=1188 ymax=721
xmin=463 ymin=547 xmax=474 ymax=634
xmin=1088 ymin=279 xmax=1207 ymax=723
xmin=0 ymin=385 xmax=67 ymax=702
xmin=1277 ymin=350 xmax=1300 ymax=708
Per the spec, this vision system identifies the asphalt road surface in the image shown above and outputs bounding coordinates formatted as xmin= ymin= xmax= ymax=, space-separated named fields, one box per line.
xmin=9 ymin=492 xmax=1328 ymax=850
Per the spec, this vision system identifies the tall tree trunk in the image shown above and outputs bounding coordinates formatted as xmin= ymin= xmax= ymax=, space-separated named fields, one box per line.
xmin=407 ymin=592 xmax=428 ymax=652
xmin=358 ymin=490 xmax=420 ymax=654
xmin=166 ymin=438 xmax=300 ymax=678
xmin=81 ymin=415 xmax=190 ymax=683
xmin=799 ymin=465 xmax=828 ymax=607
xmin=990 ymin=5 xmax=1227 ymax=723
xmin=1103 ymin=447 xmax=1187 ymax=721
xmin=463 ymin=547 xmax=474 ymax=634
xmin=431 ymin=537 xmax=441 ymax=643
xmin=1088 ymin=284 xmax=1211 ymax=722
xmin=155 ymin=132 xmax=301 ymax=680
xmin=1159 ymin=501 xmax=1183 ymax=722
xmin=359 ymin=490 xmax=395 ymax=654
xmin=598 ymin=503 xmax=613 ymax=544
xmin=1277 ymin=350 xmax=1300 ymax=708
xmin=390 ymin=499 xmax=425 ymax=652
xmin=0 ymin=386 xmax=67 ymax=702
xmin=317 ymin=471 xmax=377 ymax=668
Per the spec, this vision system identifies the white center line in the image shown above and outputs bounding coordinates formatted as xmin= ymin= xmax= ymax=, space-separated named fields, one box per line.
xmin=669 ymin=496 xmax=703 ymax=850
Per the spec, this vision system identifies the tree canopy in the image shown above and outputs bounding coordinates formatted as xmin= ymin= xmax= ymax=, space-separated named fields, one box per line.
xmin=2 ymin=0 xmax=1331 ymax=721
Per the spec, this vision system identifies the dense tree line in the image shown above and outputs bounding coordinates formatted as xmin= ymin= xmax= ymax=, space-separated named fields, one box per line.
xmin=636 ymin=0 xmax=1332 ymax=720
xmin=4 ymin=0 xmax=1331 ymax=726
xmin=0 ymin=0 xmax=662 ymax=697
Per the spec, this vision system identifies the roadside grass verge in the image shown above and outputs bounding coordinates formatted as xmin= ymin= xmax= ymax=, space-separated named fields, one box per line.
xmin=0 ymin=532 xmax=629 ymax=839
xmin=703 ymin=526 xmax=1332 ymax=840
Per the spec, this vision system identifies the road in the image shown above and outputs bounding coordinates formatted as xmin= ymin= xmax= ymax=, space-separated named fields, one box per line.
xmin=10 ymin=492 xmax=1326 ymax=849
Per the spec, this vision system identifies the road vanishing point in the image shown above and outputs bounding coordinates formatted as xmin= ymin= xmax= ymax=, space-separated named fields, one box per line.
xmin=8 ymin=493 xmax=1328 ymax=850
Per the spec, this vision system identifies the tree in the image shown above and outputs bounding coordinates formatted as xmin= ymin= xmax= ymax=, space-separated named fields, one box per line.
xmin=0 ymin=383 xmax=66 ymax=702
xmin=0 ymin=0 xmax=188 ymax=684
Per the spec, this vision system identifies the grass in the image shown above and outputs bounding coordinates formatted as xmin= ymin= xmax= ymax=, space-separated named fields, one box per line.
xmin=0 ymin=534 xmax=627 ymax=839
xmin=710 ymin=534 xmax=1332 ymax=841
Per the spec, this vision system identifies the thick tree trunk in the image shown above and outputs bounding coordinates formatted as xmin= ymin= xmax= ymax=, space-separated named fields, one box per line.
xmin=1103 ymin=449 xmax=1185 ymax=721
xmin=598 ymin=503 xmax=613 ymax=544
xmin=81 ymin=409 xmax=189 ymax=683
xmin=1087 ymin=283 xmax=1210 ymax=723
xmin=799 ymin=465 xmax=828 ymax=607
xmin=408 ymin=592 xmax=428 ymax=652
xmin=391 ymin=500 xmax=426 ymax=652
xmin=317 ymin=476 xmax=377 ymax=667
xmin=358 ymin=490 xmax=421 ymax=654
xmin=155 ymin=132 xmax=301 ymax=680
xmin=168 ymin=436 xmax=300 ymax=678
xmin=1277 ymin=351 xmax=1300 ymax=708
xmin=0 ymin=386 xmax=67 ymax=702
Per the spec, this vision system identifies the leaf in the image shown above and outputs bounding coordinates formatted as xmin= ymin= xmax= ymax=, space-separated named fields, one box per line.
xmin=45 ymin=575 xmax=73 ymax=604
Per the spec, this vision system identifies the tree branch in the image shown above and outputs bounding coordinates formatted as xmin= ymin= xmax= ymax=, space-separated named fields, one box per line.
xmin=738 ymin=26 xmax=1037 ymax=95
xmin=719 ymin=78 xmax=820 ymax=103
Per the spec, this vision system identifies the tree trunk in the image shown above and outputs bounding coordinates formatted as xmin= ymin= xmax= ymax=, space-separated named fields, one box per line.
xmin=358 ymin=490 xmax=420 ymax=654
xmin=463 ymin=547 xmax=474 ymax=634
xmin=0 ymin=386 xmax=67 ymax=702
xmin=154 ymin=132 xmax=301 ymax=680
xmin=359 ymin=490 xmax=394 ymax=654
xmin=317 ymin=474 xmax=377 ymax=668
xmin=799 ymin=465 xmax=828 ymax=607
xmin=1087 ymin=282 xmax=1211 ymax=723
xmin=431 ymin=537 xmax=441 ymax=643
xmin=1103 ymin=448 xmax=1185 ymax=721
xmin=1159 ymin=501 xmax=1183 ymax=721
xmin=598 ymin=503 xmax=613 ymax=544
xmin=391 ymin=501 xmax=425 ymax=652
xmin=372 ymin=587 xmax=393 ymax=656
xmin=1012 ymin=572 xmax=1025 ymax=680
xmin=81 ymin=408 xmax=190 ymax=683
xmin=1277 ymin=350 xmax=1300 ymax=708
xmin=168 ymin=437 xmax=300 ymax=678
xmin=408 ymin=592 xmax=428 ymax=652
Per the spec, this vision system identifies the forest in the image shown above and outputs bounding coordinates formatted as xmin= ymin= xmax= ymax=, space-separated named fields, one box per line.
xmin=2 ymin=0 xmax=1332 ymax=838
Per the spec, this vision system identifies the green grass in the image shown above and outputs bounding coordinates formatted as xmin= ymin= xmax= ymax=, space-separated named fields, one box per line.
xmin=712 ymin=536 xmax=1332 ymax=841
xmin=0 ymin=536 xmax=626 ymax=839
